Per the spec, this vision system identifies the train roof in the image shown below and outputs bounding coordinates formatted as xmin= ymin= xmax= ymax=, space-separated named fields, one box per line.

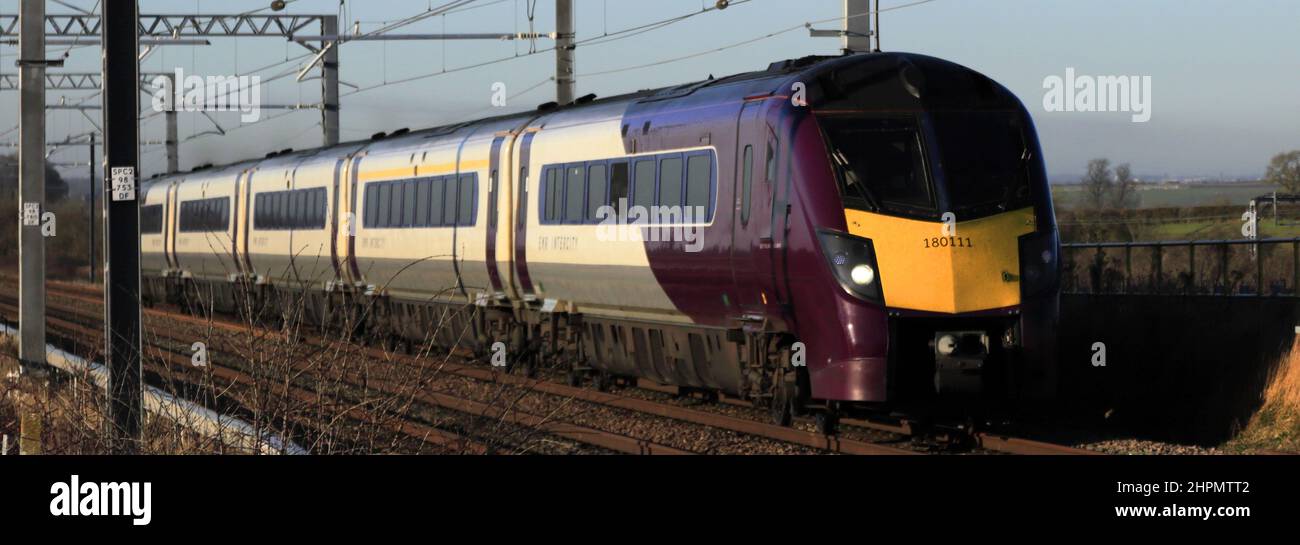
xmin=145 ymin=51 xmax=987 ymax=188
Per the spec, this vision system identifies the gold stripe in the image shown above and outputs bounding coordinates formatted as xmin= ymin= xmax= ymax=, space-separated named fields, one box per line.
xmin=358 ymin=158 xmax=492 ymax=182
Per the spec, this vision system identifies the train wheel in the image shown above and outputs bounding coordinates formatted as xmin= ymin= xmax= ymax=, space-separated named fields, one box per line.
xmin=769 ymin=374 xmax=795 ymax=427
xmin=815 ymin=410 xmax=840 ymax=436
xmin=592 ymin=370 xmax=612 ymax=392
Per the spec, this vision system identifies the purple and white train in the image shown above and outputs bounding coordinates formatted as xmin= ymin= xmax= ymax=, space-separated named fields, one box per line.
xmin=141 ymin=52 xmax=1060 ymax=431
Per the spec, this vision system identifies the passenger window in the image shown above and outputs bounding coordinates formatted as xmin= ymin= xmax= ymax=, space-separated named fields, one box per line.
xmin=741 ymin=145 xmax=753 ymax=225
xmin=545 ymin=168 xmax=560 ymax=222
xmin=488 ymin=170 xmax=498 ymax=228
xmin=633 ymin=159 xmax=656 ymax=210
xmin=293 ymin=190 xmax=306 ymax=228
xmin=564 ymin=165 xmax=585 ymax=223
xmin=415 ymin=179 xmax=431 ymax=227
xmin=364 ymin=185 xmax=377 ymax=228
xmin=658 ymin=156 xmax=683 ymax=208
xmin=686 ymin=154 xmax=711 ymax=220
xmin=402 ymin=181 xmax=416 ymax=227
xmin=458 ymin=175 xmax=475 ymax=226
xmin=587 ymin=163 xmax=607 ymax=221
xmin=378 ymin=183 xmax=392 ymax=228
xmin=608 ymin=161 xmax=629 ymax=211
xmin=429 ymin=178 xmax=445 ymax=226
xmin=443 ymin=176 xmax=459 ymax=226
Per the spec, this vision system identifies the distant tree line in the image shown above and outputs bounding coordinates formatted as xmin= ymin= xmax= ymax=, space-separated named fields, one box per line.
xmin=1267 ymin=150 xmax=1300 ymax=194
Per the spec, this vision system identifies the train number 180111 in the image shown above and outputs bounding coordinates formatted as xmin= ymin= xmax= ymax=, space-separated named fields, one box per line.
xmin=924 ymin=236 xmax=973 ymax=249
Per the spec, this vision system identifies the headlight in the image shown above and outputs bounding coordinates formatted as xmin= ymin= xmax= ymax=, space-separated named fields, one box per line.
xmin=936 ymin=334 xmax=957 ymax=356
xmin=1019 ymin=229 xmax=1060 ymax=297
xmin=850 ymin=264 xmax=875 ymax=285
xmin=817 ymin=229 xmax=884 ymax=303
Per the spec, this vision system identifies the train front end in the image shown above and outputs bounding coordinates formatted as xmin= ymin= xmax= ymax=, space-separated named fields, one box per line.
xmin=797 ymin=53 xmax=1059 ymax=410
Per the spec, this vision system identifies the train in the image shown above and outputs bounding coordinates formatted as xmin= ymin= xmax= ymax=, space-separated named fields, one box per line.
xmin=139 ymin=52 xmax=1060 ymax=433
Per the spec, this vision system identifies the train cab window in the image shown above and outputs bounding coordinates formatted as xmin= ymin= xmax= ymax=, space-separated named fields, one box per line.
xmin=564 ymin=165 xmax=585 ymax=223
xmin=632 ymin=159 xmax=656 ymax=211
xmin=403 ymin=180 xmax=418 ymax=227
xmin=586 ymin=163 xmax=607 ymax=222
xmin=658 ymin=156 xmax=684 ymax=208
xmin=819 ymin=116 xmax=934 ymax=215
xmin=930 ymin=110 xmax=1031 ymax=215
xmin=141 ymin=204 xmax=164 ymax=234
xmin=608 ymin=161 xmax=630 ymax=212
xmin=686 ymin=153 xmax=712 ymax=221
xmin=429 ymin=177 xmax=445 ymax=226
xmin=457 ymin=174 xmax=475 ymax=226
xmin=741 ymin=145 xmax=754 ymax=225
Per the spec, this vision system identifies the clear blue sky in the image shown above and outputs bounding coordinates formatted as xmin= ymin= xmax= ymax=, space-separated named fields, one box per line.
xmin=2 ymin=0 xmax=1298 ymax=180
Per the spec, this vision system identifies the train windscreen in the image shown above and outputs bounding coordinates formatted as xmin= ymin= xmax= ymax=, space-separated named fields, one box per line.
xmin=930 ymin=110 xmax=1032 ymax=216
xmin=820 ymin=116 xmax=934 ymax=216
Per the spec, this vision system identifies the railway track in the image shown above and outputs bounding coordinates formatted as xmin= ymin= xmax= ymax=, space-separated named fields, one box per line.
xmin=0 ymin=277 xmax=1096 ymax=455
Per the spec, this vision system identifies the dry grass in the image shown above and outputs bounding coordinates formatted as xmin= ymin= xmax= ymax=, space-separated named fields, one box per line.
xmin=1230 ymin=338 xmax=1300 ymax=453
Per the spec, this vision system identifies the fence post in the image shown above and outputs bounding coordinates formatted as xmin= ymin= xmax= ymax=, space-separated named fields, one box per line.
xmin=1257 ymin=240 xmax=1265 ymax=296
xmin=1125 ymin=245 xmax=1132 ymax=294
xmin=1293 ymin=240 xmax=1298 ymax=296
xmin=1154 ymin=244 xmax=1163 ymax=294
xmin=1188 ymin=242 xmax=1196 ymax=295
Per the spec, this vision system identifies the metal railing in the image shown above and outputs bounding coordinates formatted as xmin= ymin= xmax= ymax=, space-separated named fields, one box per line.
xmin=1062 ymin=237 xmax=1300 ymax=297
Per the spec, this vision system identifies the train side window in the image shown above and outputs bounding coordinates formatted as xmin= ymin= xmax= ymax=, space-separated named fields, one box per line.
xmin=586 ymin=163 xmax=607 ymax=222
xmin=292 ymin=190 xmax=305 ymax=228
xmin=608 ymin=161 xmax=629 ymax=213
xmin=429 ymin=177 xmax=445 ymax=226
xmin=279 ymin=191 xmax=291 ymax=229
xmin=632 ymin=159 xmax=656 ymax=211
xmin=403 ymin=180 xmax=418 ymax=228
xmin=488 ymin=170 xmax=498 ymax=228
xmin=544 ymin=167 xmax=559 ymax=223
xmin=564 ymin=164 xmax=585 ymax=224
xmin=378 ymin=183 xmax=392 ymax=228
xmin=458 ymin=174 xmax=475 ymax=226
xmin=741 ymin=145 xmax=754 ymax=225
xmin=658 ymin=155 xmax=684 ymax=209
xmin=313 ymin=188 xmax=327 ymax=228
xmin=141 ymin=204 xmax=163 ymax=233
xmin=393 ymin=181 xmax=408 ymax=228
xmin=443 ymin=176 xmax=459 ymax=226
xmin=686 ymin=152 xmax=712 ymax=221
xmin=415 ymin=179 xmax=431 ymax=227
xmin=765 ymin=140 xmax=777 ymax=183
xmin=364 ymin=184 xmax=377 ymax=228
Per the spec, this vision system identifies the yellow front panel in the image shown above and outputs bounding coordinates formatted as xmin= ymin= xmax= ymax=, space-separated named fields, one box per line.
xmin=844 ymin=207 xmax=1036 ymax=314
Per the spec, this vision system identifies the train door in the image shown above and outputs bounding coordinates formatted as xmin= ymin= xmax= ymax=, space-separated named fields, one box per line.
xmin=485 ymin=135 xmax=507 ymax=299
xmin=234 ymin=169 xmax=252 ymax=278
xmin=164 ymin=180 xmax=179 ymax=272
xmin=729 ymin=99 xmax=772 ymax=316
